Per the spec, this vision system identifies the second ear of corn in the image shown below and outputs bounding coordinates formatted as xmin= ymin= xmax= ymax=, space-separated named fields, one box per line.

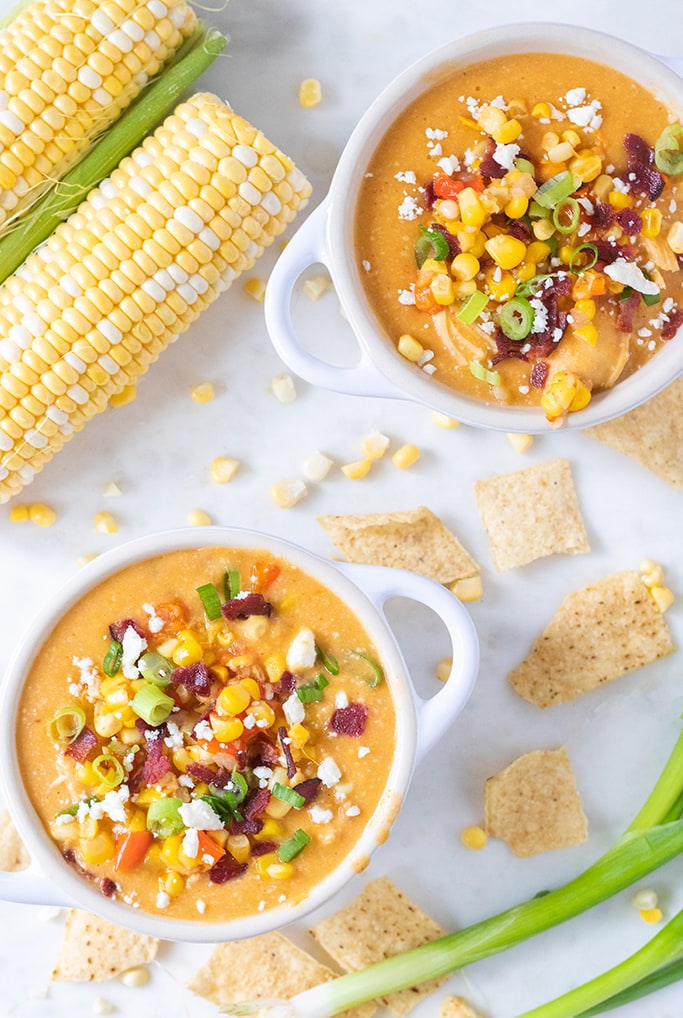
xmin=0 ymin=92 xmax=312 ymax=500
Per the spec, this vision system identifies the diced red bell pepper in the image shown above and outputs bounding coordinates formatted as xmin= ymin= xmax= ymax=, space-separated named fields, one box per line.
xmin=114 ymin=830 xmax=153 ymax=872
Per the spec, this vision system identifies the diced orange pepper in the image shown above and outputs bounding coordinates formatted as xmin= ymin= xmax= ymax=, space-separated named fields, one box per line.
xmin=153 ymin=600 xmax=190 ymax=636
xmin=433 ymin=173 xmax=467 ymax=199
xmin=196 ymin=830 xmax=226 ymax=867
xmin=114 ymin=830 xmax=154 ymax=872
xmin=250 ymin=561 xmax=281 ymax=592
xmin=414 ymin=282 xmax=442 ymax=314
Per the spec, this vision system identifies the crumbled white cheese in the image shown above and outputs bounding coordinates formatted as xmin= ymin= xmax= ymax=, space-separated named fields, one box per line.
xmin=345 ymin=805 xmax=361 ymax=817
xmin=121 ymin=625 xmax=147 ymax=679
xmin=87 ymin=786 xmax=130 ymax=824
xmin=397 ymin=285 xmax=416 ymax=305
xmin=196 ymin=899 xmax=206 ymax=915
xmin=317 ymin=756 xmax=342 ymax=788
xmin=253 ymin=766 xmax=273 ymax=788
xmin=283 ymin=692 xmax=305 ymax=726
xmin=362 ymin=259 xmax=371 ymax=272
xmin=193 ymin=719 xmax=214 ymax=742
xmin=309 ymin=806 xmax=333 ymax=824
xmin=286 ymin=627 xmax=317 ymax=670
xmin=437 ymin=154 xmax=461 ymax=175
xmin=427 ymin=142 xmax=442 ymax=157
xmin=529 ymin=297 xmax=549 ymax=334
xmin=142 ymin=602 xmax=164 ymax=633
xmin=242 ymin=713 xmax=256 ymax=730
xmin=564 ymin=87 xmax=586 ymax=105
xmin=164 ymin=721 xmax=184 ymax=750
xmin=394 ymin=170 xmax=416 ymax=184
xmin=182 ymin=828 xmax=199 ymax=859
xmin=178 ymin=774 xmax=194 ymax=788
xmin=423 ymin=364 xmax=436 ymax=375
xmin=566 ymin=100 xmax=602 ymax=131
xmin=604 ymin=258 xmax=660 ymax=295
xmin=156 ymin=891 xmax=170 ymax=909
xmin=357 ymin=746 xmax=370 ymax=759
xmin=70 ymin=656 xmax=100 ymax=701
xmin=425 ymin=127 xmax=448 ymax=140
xmin=178 ymin=799 xmax=224 ymax=830
xmin=335 ymin=691 xmax=349 ymax=709
xmin=493 ymin=142 xmax=520 ymax=171
xmin=397 ymin=195 xmax=421 ymax=221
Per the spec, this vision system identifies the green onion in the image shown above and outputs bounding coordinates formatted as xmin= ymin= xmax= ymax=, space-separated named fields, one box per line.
xmin=528 ymin=199 xmax=551 ymax=219
xmin=272 ymin=783 xmax=306 ymax=808
xmin=514 ymin=157 xmax=535 ymax=175
xmin=515 ymin=273 xmax=557 ymax=298
xmin=641 ymin=271 xmax=661 ymax=307
xmin=316 ymin=644 xmax=340 ymax=676
xmin=56 ymin=796 xmax=99 ymax=819
xmin=297 ymin=683 xmax=325 ymax=703
xmin=552 ymin=196 xmax=580 ymax=234
xmin=196 ymin=582 xmax=223 ymax=621
xmin=137 ymin=651 xmax=174 ymax=687
xmin=315 ymin=674 xmax=329 ymax=690
xmin=576 ymin=955 xmax=683 ymax=1016
xmin=146 ymin=797 xmax=185 ymax=838
xmin=415 ymin=226 xmax=450 ymax=268
xmin=469 ymin=360 xmax=501 ymax=386
xmin=356 ymin=652 xmax=384 ymax=687
xmin=201 ymin=772 xmax=249 ymax=826
xmin=456 ymin=290 xmax=489 ymax=324
xmin=654 ymin=123 xmax=683 ymax=175
xmin=47 ymin=706 xmax=86 ymax=744
xmin=91 ymin=754 xmax=125 ymax=788
xmin=131 ymin=682 xmax=175 ymax=727
xmin=499 ymin=297 xmax=535 ymax=341
xmin=224 ymin=568 xmax=241 ymax=601
xmin=533 ymin=171 xmax=578 ymax=210
xmin=277 ymin=828 xmax=311 ymax=862
xmin=569 ymin=243 xmax=599 ymax=275
xmin=0 ymin=25 xmax=227 ymax=287
xmin=103 ymin=640 xmax=123 ymax=678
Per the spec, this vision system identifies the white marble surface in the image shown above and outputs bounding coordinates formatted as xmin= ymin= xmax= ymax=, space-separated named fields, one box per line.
xmin=1 ymin=1 xmax=683 ymax=1016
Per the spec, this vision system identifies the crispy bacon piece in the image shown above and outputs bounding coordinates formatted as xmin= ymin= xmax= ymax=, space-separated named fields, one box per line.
xmin=329 ymin=703 xmax=369 ymax=737
xmin=186 ymin=762 xmax=232 ymax=788
xmin=616 ymin=290 xmax=641 ymax=332
xmin=242 ymin=786 xmax=271 ymax=820
xmin=592 ymin=201 xmax=615 ymax=230
xmin=293 ymin=777 xmax=322 ymax=805
xmin=615 ymin=208 xmax=643 ymax=235
xmin=247 ymin=734 xmax=280 ymax=768
xmin=64 ymin=726 xmax=98 ymax=762
xmin=250 ymin=840 xmax=277 ymax=857
xmin=492 ymin=327 xmax=526 ymax=364
xmin=221 ymin=592 xmax=273 ymax=621
xmin=663 ymin=307 xmax=683 ymax=340
xmin=622 ymin=133 xmax=664 ymax=200
xmin=141 ymin=728 xmax=170 ymax=784
xmin=430 ymin=222 xmax=460 ymax=259
xmin=171 ymin=661 xmax=211 ymax=697
xmin=530 ymin=361 xmax=549 ymax=389
xmin=208 ymin=852 xmax=248 ymax=884
xmin=231 ymin=817 xmax=264 ymax=835
xmin=508 ymin=219 xmax=532 ymax=241
xmin=101 ymin=877 xmax=117 ymax=897
xmin=423 ymin=179 xmax=436 ymax=210
xmin=278 ymin=725 xmax=296 ymax=778
xmin=479 ymin=138 xmax=507 ymax=181
xmin=273 ymin=671 xmax=296 ymax=701
xmin=109 ymin=618 xmax=146 ymax=642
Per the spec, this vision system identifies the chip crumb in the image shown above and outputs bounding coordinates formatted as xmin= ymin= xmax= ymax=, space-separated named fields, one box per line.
xmin=271 ymin=373 xmax=297 ymax=404
xmin=52 ymin=911 xmax=158 ymax=982
xmin=93 ymin=510 xmax=118 ymax=534
xmin=102 ymin=482 xmax=122 ymax=497
xmin=484 ymin=748 xmax=588 ymax=858
xmin=0 ymin=810 xmax=30 ymax=871
xmin=439 ymin=996 xmax=485 ymax=1018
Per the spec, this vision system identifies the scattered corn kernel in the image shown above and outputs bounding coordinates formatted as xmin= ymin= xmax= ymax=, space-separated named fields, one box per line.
xmin=163 ymin=871 xmax=185 ymax=898
xmin=484 ymin=234 xmax=527 ymax=270
xmin=109 ymin=384 xmax=137 ymax=408
xmin=608 ymin=190 xmax=634 ymax=210
xmin=270 ymin=479 xmax=307 ymax=508
xmin=548 ymin=141 xmax=575 ymax=163
xmin=666 ymin=221 xmax=683 ymax=254
xmin=299 ymin=77 xmax=321 ymax=108
xmin=450 ymin=575 xmax=483 ymax=602
xmin=430 ymin=273 xmax=455 ymax=305
xmin=436 ymin=658 xmax=452 ymax=682
xmin=190 ymin=382 xmax=215 ymax=404
xmin=640 ymin=559 xmax=664 ymax=588
xmin=9 ymin=504 xmax=29 ymax=522
xmin=244 ymin=277 xmax=266 ymax=303
xmin=458 ymin=187 xmax=486 ymax=228
xmin=650 ymin=586 xmax=674 ymax=613
xmin=531 ymin=102 xmax=551 ymax=119
xmin=187 ymin=508 xmax=212 ymax=526
xmin=271 ymin=373 xmax=297 ymax=404
xmin=391 ymin=444 xmax=420 ymax=469
xmin=303 ymin=273 xmax=332 ymax=301
xmin=210 ymin=713 xmax=244 ymax=743
xmin=93 ymin=998 xmax=115 ymax=1015
xmin=76 ymin=553 xmax=98 ymax=568
xmin=532 ymin=218 xmax=556 ymax=241
xmin=93 ymin=511 xmax=118 ymax=534
xmin=485 ymin=267 xmax=517 ymax=302
xmin=592 ymin=173 xmax=614 ymax=201
xmin=451 ymin=253 xmax=481 ymax=281
xmin=492 ymin=118 xmax=522 ymax=145
xmin=506 ymin=433 xmax=533 ymax=454
xmin=82 ymin=832 xmax=116 ymax=866
xmin=574 ymin=298 xmax=596 ymax=321
xmin=503 ymin=195 xmax=528 ymax=219
xmin=302 ymin=451 xmax=334 ymax=481
xmin=461 ymin=825 xmax=488 ymax=849
xmin=210 ymin=456 xmax=240 ymax=485
xmin=632 ymin=888 xmax=659 ymax=911
xmin=360 ymin=429 xmax=390 ymax=460
xmin=341 ymin=458 xmax=372 ymax=480
xmin=120 ymin=966 xmax=151 ymax=988
xmin=573 ymin=322 xmax=598 ymax=346
xmin=640 ymin=207 xmax=662 ymax=238
xmin=477 ymin=104 xmax=507 ymax=135
xmin=526 ymin=241 xmax=552 ymax=263
xmin=397 ymin=333 xmax=425 ymax=362
xmin=431 ymin=411 xmax=460 ymax=429
xmin=569 ymin=154 xmax=602 ymax=183
xmin=216 ymin=683 xmax=252 ymax=717
xmin=29 ymin=503 xmax=57 ymax=528
xmin=640 ymin=907 xmax=663 ymax=924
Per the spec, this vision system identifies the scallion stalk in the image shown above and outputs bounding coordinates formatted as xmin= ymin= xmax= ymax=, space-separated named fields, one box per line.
xmin=316 ymin=644 xmax=340 ymax=676
xmin=576 ymin=954 xmax=683 ymax=1016
xmin=131 ymin=682 xmax=175 ymax=727
xmin=146 ymin=797 xmax=184 ymax=838
xmin=137 ymin=651 xmax=174 ymax=687
xmin=196 ymin=582 xmax=223 ymax=621
xmin=277 ymin=828 xmax=311 ymax=862
xmin=224 ymin=568 xmax=241 ymax=601
xmin=356 ymin=652 xmax=384 ymax=687
xmin=47 ymin=706 xmax=86 ymax=744
xmin=456 ymin=290 xmax=488 ymax=324
xmin=272 ymin=783 xmax=305 ymax=808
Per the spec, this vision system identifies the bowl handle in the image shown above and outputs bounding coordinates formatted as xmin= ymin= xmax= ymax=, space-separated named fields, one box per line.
xmin=0 ymin=857 xmax=75 ymax=907
xmin=264 ymin=200 xmax=407 ymax=399
xmin=335 ymin=563 xmax=479 ymax=762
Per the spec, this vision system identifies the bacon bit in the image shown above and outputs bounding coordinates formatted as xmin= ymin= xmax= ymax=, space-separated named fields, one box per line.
xmin=243 ymin=786 xmax=271 ymax=820
xmin=480 ymin=138 xmax=507 ymax=181
xmin=64 ymin=726 xmax=98 ymax=762
xmin=423 ymin=179 xmax=436 ymax=210
xmin=185 ymin=762 xmax=231 ymax=788
xmin=171 ymin=661 xmax=212 ymax=697
xmin=662 ymin=307 xmax=683 ymax=340
xmin=329 ymin=702 xmax=369 ymax=737
xmin=594 ymin=240 xmax=625 ymax=265
xmin=278 ymin=725 xmax=296 ymax=778
xmin=530 ymin=361 xmax=549 ymax=388
xmin=221 ymin=592 xmax=273 ymax=621
xmin=492 ymin=327 xmax=527 ymax=364
xmin=101 ymin=877 xmax=117 ymax=897
xmin=615 ymin=208 xmax=643 ymax=235
xmin=208 ymin=852 xmax=248 ymax=884
xmin=250 ymin=840 xmax=278 ymax=856
xmin=616 ymin=290 xmax=641 ymax=332
xmin=273 ymin=671 xmax=296 ymax=701
xmin=508 ymin=219 xmax=532 ymax=241
xmin=622 ymin=133 xmax=664 ymax=200
xmin=430 ymin=222 xmax=461 ymax=259
xmin=247 ymin=735 xmax=280 ymax=768
xmin=293 ymin=777 xmax=322 ymax=804
xmin=109 ymin=618 xmax=146 ymax=642
xmin=231 ymin=817 xmax=264 ymax=835
xmin=592 ymin=201 xmax=615 ymax=230
xmin=141 ymin=728 xmax=170 ymax=784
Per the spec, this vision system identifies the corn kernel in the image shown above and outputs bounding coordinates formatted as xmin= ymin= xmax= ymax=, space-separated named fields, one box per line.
xmin=548 ymin=141 xmax=575 ymax=164
xmin=360 ymin=429 xmax=390 ymax=460
xmin=436 ymin=657 xmax=452 ymax=682
xmin=640 ymin=207 xmax=662 ymax=238
xmin=341 ymin=458 xmax=372 ymax=480
xmin=506 ymin=433 xmax=533 ymax=454
xmin=541 ymin=370 xmax=576 ymax=419
xmin=608 ymin=190 xmax=634 ymax=210
xmin=391 ymin=444 xmax=420 ymax=469
xmin=451 ymin=253 xmax=480 ymax=281
xmin=666 ymin=222 xmax=683 ymax=254
xmin=227 ymin=834 xmax=251 ymax=863
xmin=632 ymin=888 xmax=659 ymax=911
xmin=9 ymin=504 xmax=29 ymax=522
xmin=120 ymin=967 xmax=151 ymax=988
xmin=558 ymin=245 xmax=574 ymax=265
xmin=216 ymin=682 xmax=252 ymax=717
xmin=210 ymin=713 xmax=244 ymax=743
xmin=574 ymin=298 xmax=596 ymax=321
xmin=163 ymin=871 xmax=185 ymax=898
xmin=191 ymin=382 xmax=214 ymax=403
xmin=650 ymin=586 xmax=674 ymax=612
xmin=515 ymin=262 xmax=537 ymax=283
xmin=640 ymin=907 xmax=663 ymax=924
xmin=243 ymin=277 xmax=266 ymax=302
xmin=249 ymin=700 xmax=276 ymax=728
xmin=574 ymin=322 xmax=598 ymax=347
xmin=438 ymin=198 xmax=459 ymax=220
xmin=541 ymin=131 xmax=560 ymax=152
xmin=187 ymin=508 xmax=212 ymax=526
xmin=526 ymin=241 xmax=552 ymax=264
xmin=461 ymin=825 xmax=488 ymax=850
xmin=288 ymin=721 xmax=309 ymax=748
xmin=450 ymin=575 xmax=483 ymax=602
xmin=172 ymin=630 xmax=204 ymax=667
xmin=302 ymin=451 xmax=333 ymax=481
xmin=397 ymin=333 xmax=425 ymax=362
xmin=302 ymin=274 xmax=332 ymax=301
xmin=531 ymin=102 xmax=551 ymax=119
xmin=265 ymin=653 xmax=286 ymax=683
xmin=503 ymin=195 xmax=528 ymax=219
xmin=430 ymin=273 xmax=455 ymax=305
xmin=264 ymin=796 xmax=292 ymax=820
xmin=476 ymin=105 xmax=507 ymax=134
xmin=81 ymin=832 xmax=116 ymax=865
xmin=299 ymin=78 xmax=321 ymax=108
xmin=431 ymin=411 xmax=460 ymax=429
xmin=210 ymin=456 xmax=239 ymax=484
xmin=492 ymin=118 xmax=522 ymax=145
xmin=76 ymin=553 xmax=98 ymax=568
xmin=561 ymin=129 xmax=581 ymax=147
xmin=640 ymin=559 xmax=664 ymax=588
xmin=29 ymin=502 xmax=57 ymax=527
xmin=485 ymin=267 xmax=517 ymax=302
xmin=452 ymin=279 xmax=477 ymax=299
xmin=271 ymin=373 xmax=297 ymax=404
xmin=569 ymin=378 xmax=592 ymax=412
xmin=458 ymin=187 xmax=486 ymax=228
xmin=109 ymin=384 xmax=137 ymax=408
xmin=569 ymin=154 xmax=603 ymax=183
xmin=484 ymin=235 xmax=526 ymax=270
xmin=532 ymin=218 xmax=556 ymax=241
xmin=270 ymin=479 xmax=307 ymax=509
xmin=592 ymin=173 xmax=614 ymax=201
xmin=93 ymin=510 xmax=118 ymax=534
xmin=266 ymin=861 xmax=294 ymax=880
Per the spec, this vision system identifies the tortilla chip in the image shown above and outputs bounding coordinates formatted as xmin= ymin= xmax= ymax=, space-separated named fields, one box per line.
xmin=317 ymin=507 xmax=479 ymax=584
xmin=439 ymin=997 xmax=484 ymax=1018
xmin=52 ymin=909 xmax=159 ymax=981
xmin=0 ymin=810 xmax=30 ymax=871
xmin=311 ymin=876 xmax=447 ymax=1016
xmin=584 ymin=378 xmax=683 ymax=490
xmin=187 ymin=932 xmax=375 ymax=1018
xmin=474 ymin=458 xmax=589 ymax=572
xmin=484 ymin=748 xmax=588 ymax=858
xmin=509 ymin=570 xmax=674 ymax=707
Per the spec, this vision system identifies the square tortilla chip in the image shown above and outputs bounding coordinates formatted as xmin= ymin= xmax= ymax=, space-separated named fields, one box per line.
xmin=439 ymin=997 xmax=484 ymax=1018
xmin=317 ymin=507 xmax=479 ymax=584
xmin=311 ymin=876 xmax=447 ymax=1016
xmin=0 ymin=810 xmax=30 ymax=871
xmin=474 ymin=458 xmax=589 ymax=572
xmin=187 ymin=932 xmax=375 ymax=1018
xmin=484 ymin=748 xmax=588 ymax=858
xmin=509 ymin=570 xmax=674 ymax=707
xmin=584 ymin=378 xmax=683 ymax=490
xmin=52 ymin=909 xmax=158 ymax=981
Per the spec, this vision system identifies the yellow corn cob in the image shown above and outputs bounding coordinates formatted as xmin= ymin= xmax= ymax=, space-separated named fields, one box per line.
xmin=0 ymin=92 xmax=312 ymax=500
xmin=0 ymin=0 xmax=196 ymax=232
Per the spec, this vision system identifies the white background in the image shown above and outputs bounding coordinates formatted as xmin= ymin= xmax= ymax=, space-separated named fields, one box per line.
xmin=1 ymin=1 xmax=682 ymax=1016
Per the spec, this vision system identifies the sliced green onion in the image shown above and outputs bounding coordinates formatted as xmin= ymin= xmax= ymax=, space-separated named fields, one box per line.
xmin=514 ymin=157 xmax=535 ymax=175
xmin=515 ymin=273 xmax=556 ymax=298
xmin=47 ymin=706 xmax=86 ymax=744
xmin=356 ymin=652 xmax=384 ymax=688
xmin=103 ymin=640 xmax=123 ymax=678
xmin=277 ymin=828 xmax=311 ymax=862
xmin=91 ymin=754 xmax=125 ymax=788
xmin=415 ymin=226 xmax=450 ymax=268
xmin=131 ymin=682 xmax=175 ymax=727
xmin=552 ymin=196 xmax=580 ymax=234
xmin=272 ymin=782 xmax=305 ymax=808
xmin=577 ymin=956 xmax=683 ymax=1016
xmin=456 ymin=290 xmax=489 ymax=324
xmin=297 ymin=683 xmax=324 ymax=703
xmin=315 ymin=674 xmax=329 ymax=690
xmin=203 ymin=770 xmax=250 ymax=823
xmin=137 ymin=651 xmax=174 ymax=687
xmin=196 ymin=582 xmax=223 ymax=621
xmin=528 ymin=199 xmax=551 ymax=219
xmin=316 ymin=644 xmax=340 ymax=676
xmin=56 ymin=796 xmax=99 ymax=819
xmin=146 ymin=797 xmax=185 ymax=838
xmin=545 ymin=234 xmax=559 ymax=258
xmin=224 ymin=567 xmax=241 ymax=601
xmin=642 ymin=290 xmax=661 ymax=307
xmin=654 ymin=123 xmax=683 ymax=175
xmin=499 ymin=297 xmax=534 ymax=341
xmin=534 ymin=171 xmax=578 ymax=210
xmin=469 ymin=360 xmax=502 ymax=386
xmin=569 ymin=243 xmax=599 ymax=275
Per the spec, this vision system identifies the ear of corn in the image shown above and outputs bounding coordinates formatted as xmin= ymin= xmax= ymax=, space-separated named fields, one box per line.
xmin=0 ymin=92 xmax=312 ymax=500
xmin=0 ymin=0 xmax=197 ymax=234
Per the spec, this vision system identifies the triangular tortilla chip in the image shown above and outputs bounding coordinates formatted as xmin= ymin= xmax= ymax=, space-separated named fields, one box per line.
xmin=584 ymin=378 xmax=683 ymax=490
xmin=0 ymin=810 xmax=30 ymax=871
xmin=187 ymin=931 xmax=375 ymax=1017
xmin=318 ymin=507 xmax=479 ymax=584
xmin=484 ymin=748 xmax=588 ymax=858
xmin=52 ymin=909 xmax=158 ymax=981
xmin=439 ymin=997 xmax=484 ymax=1018
xmin=509 ymin=570 xmax=674 ymax=707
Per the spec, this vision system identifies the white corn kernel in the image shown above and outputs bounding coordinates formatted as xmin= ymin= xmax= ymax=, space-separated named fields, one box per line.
xmin=360 ymin=429 xmax=390 ymax=460
xmin=102 ymin=482 xmax=122 ymax=497
xmin=451 ymin=575 xmax=483 ymax=602
xmin=632 ymin=888 xmax=659 ymax=911
xmin=191 ymin=382 xmax=214 ymax=403
xmin=666 ymin=221 xmax=683 ymax=254
xmin=93 ymin=511 xmax=118 ymax=534
xmin=506 ymin=433 xmax=533 ymax=454
xmin=436 ymin=657 xmax=452 ymax=682
xmin=302 ymin=451 xmax=333 ymax=481
xmin=271 ymin=374 xmax=297 ymax=403
xmin=270 ymin=479 xmax=307 ymax=509
xmin=187 ymin=509 xmax=212 ymax=526
xmin=299 ymin=78 xmax=322 ymax=108
xmin=120 ymin=966 xmax=151 ymax=988
xmin=650 ymin=586 xmax=674 ymax=612
xmin=431 ymin=411 xmax=460 ymax=429
xmin=547 ymin=141 xmax=575 ymax=163
xmin=210 ymin=457 xmax=240 ymax=484
xmin=391 ymin=444 xmax=420 ymax=469
xmin=302 ymin=273 xmax=332 ymax=301
xmin=92 ymin=998 xmax=114 ymax=1015
xmin=341 ymin=459 xmax=372 ymax=480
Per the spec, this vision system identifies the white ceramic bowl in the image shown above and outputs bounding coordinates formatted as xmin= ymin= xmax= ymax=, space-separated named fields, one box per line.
xmin=0 ymin=526 xmax=479 ymax=943
xmin=265 ymin=24 xmax=683 ymax=433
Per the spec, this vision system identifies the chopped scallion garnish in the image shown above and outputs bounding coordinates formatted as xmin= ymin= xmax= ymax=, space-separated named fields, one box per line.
xmin=224 ymin=567 xmax=241 ymax=601
xmin=277 ymin=828 xmax=311 ymax=862
xmin=316 ymin=644 xmax=340 ymax=676
xmin=103 ymin=640 xmax=123 ymax=678
xmin=552 ymin=196 xmax=580 ymax=234
xmin=356 ymin=652 xmax=384 ymax=687
xmin=569 ymin=243 xmax=599 ymax=275
xmin=91 ymin=753 xmax=125 ymax=788
xmin=414 ymin=225 xmax=450 ymax=268
xmin=456 ymin=290 xmax=489 ymax=324
xmin=272 ymin=782 xmax=306 ymax=808
xmin=146 ymin=797 xmax=184 ymax=838
xmin=130 ymin=682 xmax=175 ymax=727
xmin=137 ymin=651 xmax=174 ymax=687
xmin=499 ymin=297 xmax=534 ymax=341
xmin=469 ymin=360 xmax=501 ymax=387
xmin=47 ymin=706 xmax=86 ymax=744
xmin=514 ymin=157 xmax=535 ymax=175
xmin=654 ymin=123 xmax=683 ymax=175
xmin=297 ymin=683 xmax=325 ymax=703
xmin=533 ymin=170 xmax=578 ymax=210
xmin=196 ymin=582 xmax=223 ymax=621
